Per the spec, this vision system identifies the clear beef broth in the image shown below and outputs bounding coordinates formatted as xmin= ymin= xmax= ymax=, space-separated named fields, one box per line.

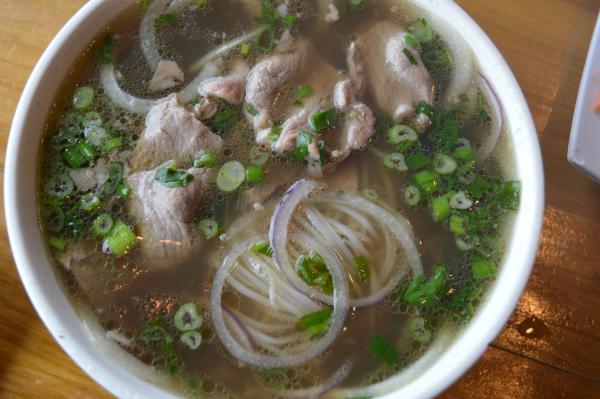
xmin=38 ymin=1 xmax=518 ymax=397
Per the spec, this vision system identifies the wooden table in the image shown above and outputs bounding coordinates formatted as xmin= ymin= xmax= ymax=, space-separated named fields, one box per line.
xmin=0 ymin=0 xmax=599 ymax=397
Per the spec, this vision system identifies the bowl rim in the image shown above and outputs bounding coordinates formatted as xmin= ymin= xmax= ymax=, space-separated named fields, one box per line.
xmin=4 ymin=0 xmax=544 ymax=398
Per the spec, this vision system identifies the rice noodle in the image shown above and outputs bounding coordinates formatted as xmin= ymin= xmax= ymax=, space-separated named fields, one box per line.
xmin=210 ymin=235 xmax=349 ymax=368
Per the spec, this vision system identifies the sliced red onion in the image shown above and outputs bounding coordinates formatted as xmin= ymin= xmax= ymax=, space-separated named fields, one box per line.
xmin=210 ymin=235 xmax=349 ymax=369
xmin=100 ymin=65 xmax=160 ymax=114
xmin=477 ymin=73 xmax=504 ymax=161
xmin=276 ymin=358 xmax=354 ymax=399
xmin=223 ymin=306 xmax=258 ymax=351
xmin=269 ymin=180 xmax=423 ymax=307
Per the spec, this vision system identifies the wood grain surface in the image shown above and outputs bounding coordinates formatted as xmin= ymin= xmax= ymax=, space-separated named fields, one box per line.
xmin=0 ymin=1 xmax=599 ymax=398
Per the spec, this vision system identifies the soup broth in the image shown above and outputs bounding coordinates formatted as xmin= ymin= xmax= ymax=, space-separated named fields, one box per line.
xmin=38 ymin=0 xmax=520 ymax=397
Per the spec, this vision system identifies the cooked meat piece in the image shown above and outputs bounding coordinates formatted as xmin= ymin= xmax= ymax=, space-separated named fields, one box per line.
xmin=352 ymin=20 xmax=434 ymax=122
xmin=127 ymin=166 xmax=214 ymax=265
xmin=347 ymin=42 xmax=366 ymax=100
xmin=273 ymin=104 xmax=316 ymax=153
xmin=193 ymin=97 xmax=219 ymax=120
xmin=131 ymin=95 xmax=224 ymax=171
xmin=148 ymin=60 xmax=185 ymax=93
xmin=244 ymin=40 xmax=310 ymax=129
xmin=199 ymin=61 xmax=249 ymax=104
xmin=68 ymin=158 xmax=110 ymax=192
xmin=333 ymin=79 xmax=356 ymax=111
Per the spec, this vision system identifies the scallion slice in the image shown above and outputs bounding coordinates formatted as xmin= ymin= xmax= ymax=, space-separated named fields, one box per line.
xmin=245 ymin=165 xmax=264 ymax=183
xmin=48 ymin=236 xmax=66 ymax=251
xmin=432 ymin=154 xmax=457 ymax=175
xmin=450 ymin=191 xmax=473 ymax=209
xmin=408 ymin=316 xmax=431 ymax=343
xmin=383 ymin=152 xmax=408 ymax=171
xmin=80 ymin=192 xmax=101 ymax=211
xmin=387 ymin=124 xmax=417 ymax=145
xmin=249 ymin=241 xmax=273 ymax=257
xmin=216 ymin=161 xmax=245 ymax=192
xmin=404 ymin=185 xmax=421 ymax=206
xmin=174 ymin=303 xmax=203 ymax=332
xmin=197 ymin=219 xmax=219 ymax=239
xmin=193 ymin=152 xmax=218 ymax=168
xmin=155 ymin=163 xmax=194 ymax=188
xmin=249 ymin=146 xmax=269 ymax=166
xmin=368 ymin=334 xmax=398 ymax=366
xmin=45 ymin=174 xmax=74 ymax=198
xmin=62 ymin=141 xmax=96 ymax=168
xmin=413 ymin=170 xmax=439 ymax=194
xmin=309 ymin=109 xmax=338 ymax=132
xmin=408 ymin=18 xmax=433 ymax=43
xmin=73 ymin=86 xmax=94 ymax=110
xmin=104 ymin=220 xmax=136 ymax=256
xmin=92 ymin=213 xmax=114 ymax=236
xmin=430 ymin=195 xmax=450 ymax=222
xmin=297 ymin=308 xmax=332 ymax=337
xmin=180 ymin=331 xmax=202 ymax=350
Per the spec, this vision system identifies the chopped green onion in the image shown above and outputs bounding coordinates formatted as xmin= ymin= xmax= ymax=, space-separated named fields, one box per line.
xmin=297 ymin=85 xmax=312 ymax=99
xmin=249 ymin=146 xmax=269 ymax=166
xmin=298 ymin=308 xmax=332 ymax=337
xmin=174 ymin=303 xmax=203 ymax=332
xmin=180 ymin=331 xmax=202 ymax=350
xmin=259 ymin=368 xmax=289 ymax=390
xmin=456 ymin=236 xmax=475 ymax=251
xmin=73 ymin=86 xmax=94 ymax=110
xmin=404 ymin=185 xmax=421 ymax=206
xmin=116 ymin=184 xmax=130 ymax=199
xmin=467 ymin=176 xmax=489 ymax=198
xmin=154 ymin=13 xmax=183 ymax=29
xmin=402 ymin=265 xmax=447 ymax=308
xmin=383 ymin=152 xmax=408 ymax=171
xmin=497 ymin=181 xmax=521 ymax=210
xmin=295 ymin=252 xmax=332 ymax=294
xmin=155 ymin=164 xmax=194 ymax=188
xmin=368 ymin=334 xmax=398 ymax=366
xmin=246 ymin=165 xmax=264 ymax=183
xmin=92 ymin=213 xmax=114 ymax=236
xmin=249 ymin=241 xmax=273 ymax=257
xmin=415 ymin=101 xmax=436 ymax=119
xmin=283 ymin=14 xmax=296 ymax=26
xmin=97 ymin=35 xmax=114 ymax=65
xmin=139 ymin=320 xmax=172 ymax=345
xmin=402 ymin=48 xmax=418 ymax=65
xmin=432 ymin=154 xmax=457 ymax=174
xmin=453 ymin=146 xmax=475 ymax=161
xmin=309 ymin=109 xmax=338 ymax=132
xmin=423 ymin=48 xmax=450 ymax=67
xmin=291 ymin=131 xmax=313 ymax=161
xmin=450 ymin=191 xmax=473 ymax=209
xmin=430 ymin=195 xmax=450 ymax=222
xmin=404 ymin=33 xmax=419 ymax=49
xmin=240 ymin=43 xmax=251 ymax=56
xmin=353 ymin=255 xmax=370 ymax=283
xmin=406 ymin=152 xmax=430 ymax=171
xmin=186 ymin=375 xmax=204 ymax=396
xmin=472 ymin=258 xmax=496 ymax=279
xmin=84 ymin=125 xmax=108 ymax=147
xmin=267 ymin=123 xmax=282 ymax=142
xmin=216 ymin=161 xmax=245 ymax=192
xmin=193 ymin=152 xmax=218 ymax=168
xmin=449 ymin=214 xmax=466 ymax=235
xmin=363 ymin=188 xmax=379 ymax=200
xmin=244 ymin=102 xmax=258 ymax=116
xmin=103 ymin=161 xmax=124 ymax=196
xmin=197 ymin=219 xmax=219 ymax=239
xmin=210 ymin=104 xmax=239 ymax=134
xmin=257 ymin=27 xmax=276 ymax=53
xmin=48 ymin=236 xmax=66 ymax=251
xmin=413 ymin=170 xmax=439 ymax=194
xmin=80 ymin=192 xmax=101 ymax=211
xmin=387 ymin=124 xmax=417 ymax=145
xmin=62 ymin=141 xmax=96 ymax=168
xmin=104 ymin=220 xmax=136 ymax=256
xmin=408 ymin=316 xmax=431 ymax=343
xmin=45 ymin=174 xmax=74 ymax=198
xmin=408 ymin=18 xmax=433 ymax=43
xmin=104 ymin=136 xmax=123 ymax=152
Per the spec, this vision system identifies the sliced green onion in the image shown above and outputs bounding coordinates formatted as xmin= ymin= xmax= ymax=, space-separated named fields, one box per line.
xmin=498 ymin=181 xmax=521 ymax=210
xmin=456 ymin=236 xmax=475 ymax=251
xmin=267 ymin=123 xmax=282 ymax=142
xmin=97 ymin=35 xmax=114 ymax=65
xmin=449 ymin=214 xmax=466 ymax=235
xmin=92 ymin=213 xmax=114 ymax=236
xmin=291 ymin=130 xmax=313 ymax=161
xmin=80 ymin=192 xmax=101 ymax=211
xmin=210 ymin=103 xmax=239 ymax=134
xmin=433 ymin=154 xmax=457 ymax=174
xmin=154 ymin=12 xmax=183 ymax=29
xmin=180 ymin=331 xmax=202 ymax=350
xmin=383 ymin=152 xmax=408 ymax=171
xmin=298 ymin=308 xmax=332 ymax=337
xmin=104 ymin=220 xmax=136 ymax=256
xmin=415 ymin=101 xmax=436 ymax=119
xmin=363 ymin=188 xmax=379 ymax=200
xmin=404 ymin=33 xmax=419 ymax=48
xmin=73 ymin=86 xmax=94 ymax=110
xmin=404 ymin=185 xmax=421 ymax=206
xmin=453 ymin=146 xmax=475 ymax=161
xmin=216 ymin=161 xmax=245 ymax=192
xmin=450 ymin=191 xmax=473 ymax=209
xmin=43 ymin=206 xmax=64 ymax=233
xmin=104 ymin=136 xmax=123 ymax=152
xmin=455 ymin=138 xmax=471 ymax=148
xmin=48 ymin=236 xmax=66 ymax=251
xmin=406 ymin=152 xmax=430 ymax=171
xmin=246 ymin=165 xmax=264 ymax=183
xmin=431 ymin=195 xmax=450 ymax=222
xmin=193 ymin=152 xmax=218 ymax=168
xmin=62 ymin=141 xmax=96 ymax=168
xmin=174 ymin=303 xmax=203 ymax=331
xmin=409 ymin=18 xmax=433 ymax=43
xmin=408 ymin=316 xmax=431 ymax=343
xmin=115 ymin=184 xmax=130 ymax=199
xmin=186 ymin=375 xmax=204 ymax=396
xmin=83 ymin=111 xmax=102 ymax=127
xmin=249 ymin=146 xmax=269 ymax=166
xmin=423 ymin=48 xmax=450 ymax=66
xmin=472 ymin=258 xmax=496 ymax=279
xmin=155 ymin=164 xmax=194 ymax=188
xmin=84 ymin=125 xmax=108 ymax=147
xmin=240 ymin=43 xmax=251 ymax=56
xmin=387 ymin=124 xmax=417 ymax=145
xmin=197 ymin=219 xmax=219 ymax=239
xmin=249 ymin=241 xmax=273 ymax=257
xmin=297 ymin=85 xmax=312 ymax=99
xmin=353 ymin=255 xmax=370 ymax=283
xmin=414 ymin=170 xmax=439 ymax=194
xmin=368 ymin=334 xmax=398 ymax=366
xmin=103 ymin=161 xmax=124 ymax=196
xmin=402 ymin=48 xmax=418 ymax=65
xmin=244 ymin=102 xmax=258 ymax=116
xmin=138 ymin=320 xmax=171 ymax=345
xmin=468 ymin=176 xmax=489 ymax=198
xmin=45 ymin=174 xmax=74 ymax=198
xmin=283 ymin=14 xmax=296 ymax=26
xmin=309 ymin=109 xmax=338 ymax=132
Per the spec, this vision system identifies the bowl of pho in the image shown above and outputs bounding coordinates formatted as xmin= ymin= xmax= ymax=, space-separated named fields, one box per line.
xmin=5 ymin=0 xmax=544 ymax=398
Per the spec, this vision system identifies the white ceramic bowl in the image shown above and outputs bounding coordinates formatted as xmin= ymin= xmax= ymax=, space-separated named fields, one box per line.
xmin=4 ymin=0 xmax=544 ymax=398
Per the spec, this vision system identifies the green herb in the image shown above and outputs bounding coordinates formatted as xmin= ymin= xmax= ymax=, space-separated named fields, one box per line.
xmin=291 ymin=130 xmax=313 ymax=161
xmin=97 ymin=35 xmax=114 ymax=65
xmin=467 ymin=176 xmax=489 ymax=198
xmin=197 ymin=219 xmax=219 ymax=239
xmin=368 ymin=334 xmax=398 ymax=366
xmin=298 ymin=308 xmax=332 ymax=337
xmin=309 ymin=108 xmax=338 ymax=132
xmin=48 ymin=236 xmax=66 ymax=251
xmin=473 ymin=107 xmax=490 ymax=124
xmin=104 ymin=220 xmax=136 ymax=256
xmin=449 ymin=214 xmax=466 ymax=235
xmin=402 ymin=48 xmax=418 ymax=65
xmin=154 ymin=164 xmax=194 ymax=188
xmin=472 ymin=257 xmax=496 ymax=279
xmin=246 ymin=165 xmax=264 ymax=183
xmin=194 ymin=152 xmax=218 ymax=168
xmin=353 ymin=255 xmax=370 ymax=282
xmin=249 ymin=241 xmax=273 ymax=257
xmin=216 ymin=161 xmax=246 ymax=192
xmin=497 ymin=181 xmax=521 ymax=210
xmin=62 ymin=141 xmax=96 ymax=168
xmin=402 ymin=265 xmax=448 ymax=310
xmin=103 ymin=161 xmax=125 ymax=196
xmin=453 ymin=146 xmax=475 ymax=161
xmin=210 ymin=104 xmax=239 ymax=135
xmin=154 ymin=13 xmax=183 ymax=29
